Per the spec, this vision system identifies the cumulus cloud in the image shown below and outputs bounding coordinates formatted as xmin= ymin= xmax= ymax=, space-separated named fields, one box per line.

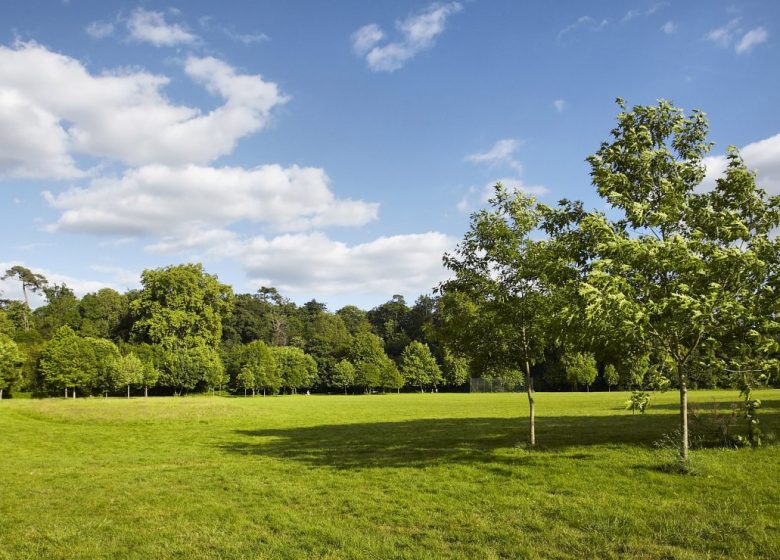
xmin=0 ymin=88 xmax=83 ymax=179
xmin=126 ymin=8 xmax=198 ymax=46
xmin=702 ymin=133 xmax=780 ymax=193
xmin=44 ymin=164 xmax=379 ymax=236
xmin=736 ymin=27 xmax=768 ymax=54
xmin=139 ymin=226 xmax=455 ymax=296
xmin=352 ymin=2 xmax=462 ymax=72
xmin=705 ymin=18 xmax=742 ymax=47
xmin=0 ymin=42 xmax=287 ymax=175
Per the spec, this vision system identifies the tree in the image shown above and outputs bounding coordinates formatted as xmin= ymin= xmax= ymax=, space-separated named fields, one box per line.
xmin=270 ymin=346 xmax=317 ymax=394
xmin=562 ymin=352 xmax=598 ymax=391
xmin=349 ymin=332 xmax=389 ymax=393
xmin=140 ymin=360 xmax=160 ymax=398
xmin=441 ymin=349 xmax=470 ymax=387
xmin=33 ymin=284 xmax=80 ymax=338
xmin=439 ymin=185 xmax=552 ymax=446
xmin=115 ymin=353 xmax=145 ymax=398
xmin=580 ymin=99 xmax=780 ymax=460
xmin=132 ymin=263 xmax=233 ymax=348
xmin=331 ymin=359 xmax=356 ymax=394
xmin=380 ymin=357 xmax=404 ymax=393
xmin=158 ymin=343 xmax=223 ymax=395
xmin=79 ymin=288 xmax=127 ymax=340
xmin=236 ymin=366 xmax=255 ymax=396
xmin=2 ymin=266 xmax=47 ymax=330
xmin=38 ymin=326 xmax=119 ymax=398
xmin=603 ymin=364 xmax=619 ymax=392
xmin=240 ymin=340 xmax=279 ymax=396
xmin=204 ymin=356 xmax=228 ymax=394
xmin=336 ymin=305 xmax=372 ymax=336
xmin=400 ymin=341 xmax=442 ymax=392
xmin=0 ymin=334 xmax=23 ymax=400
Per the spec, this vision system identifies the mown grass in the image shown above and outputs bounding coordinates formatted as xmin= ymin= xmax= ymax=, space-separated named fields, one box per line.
xmin=1 ymin=390 xmax=779 ymax=559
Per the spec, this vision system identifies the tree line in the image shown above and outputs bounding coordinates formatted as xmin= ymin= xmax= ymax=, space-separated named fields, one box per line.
xmin=1 ymin=99 xmax=779 ymax=460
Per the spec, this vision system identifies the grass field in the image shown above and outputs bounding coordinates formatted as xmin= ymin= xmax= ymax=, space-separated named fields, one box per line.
xmin=1 ymin=390 xmax=779 ymax=559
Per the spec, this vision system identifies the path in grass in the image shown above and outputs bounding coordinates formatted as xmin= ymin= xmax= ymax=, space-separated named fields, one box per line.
xmin=0 ymin=391 xmax=778 ymax=559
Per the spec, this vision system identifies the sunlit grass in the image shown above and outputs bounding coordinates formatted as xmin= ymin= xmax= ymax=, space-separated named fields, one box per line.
xmin=1 ymin=390 xmax=778 ymax=559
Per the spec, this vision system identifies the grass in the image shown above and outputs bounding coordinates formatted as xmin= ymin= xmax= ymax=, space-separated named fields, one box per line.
xmin=0 ymin=390 xmax=779 ymax=559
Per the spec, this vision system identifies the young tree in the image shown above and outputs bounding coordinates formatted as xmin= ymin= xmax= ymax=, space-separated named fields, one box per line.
xmin=140 ymin=360 xmax=160 ymax=398
xmin=580 ymin=99 xmax=780 ymax=460
xmin=2 ymin=266 xmax=47 ymax=331
xmin=331 ymin=359 xmax=356 ymax=394
xmin=115 ymin=353 xmax=145 ymax=398
xmin=439 ymin=185 xmax=552 ymax=446
xmin=603 ymin=364 xmax=619 ymax=392
xmin=0 ymin=334 xmax=23 ymax=400
xmin=380 ymin=357 xmax=404 ymax=393
xmin=562 ymin=352 xmax=598 ymax=391
xmin=236 ymin=366 xmax=255 ymax=396
xmin=39 ymin=326 xmax=114 ymax=398
xmin=400 ymin=341 xmax=442 ymax=392
xmin=349 ymin=332 xmax=389 ymax=393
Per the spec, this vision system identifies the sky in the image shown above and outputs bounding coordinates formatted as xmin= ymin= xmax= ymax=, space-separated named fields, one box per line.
xmin=0 ymin=0 xmax=778 ymax=310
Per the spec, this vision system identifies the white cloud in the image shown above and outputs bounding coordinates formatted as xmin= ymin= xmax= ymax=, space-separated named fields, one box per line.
xmin=0 ymin=88 xmax=84 ymax=179
xmin=622 ymin=2 xmax=668 ymax=23
xmin=736 ymin=27 xmax=768 ymax=54
xmin=0 ymin=42 xmax=287 ymax=175
xmin=557 ymin=16 xmax=608 ymax=42
xmin=198 ymin=16 xmax=269 ymax=45
xmin=705 ymin=18 xmax=742 ymax=47
xmin=44 ymin=163 xmax=379 ymax=236
xmin=465 ymin=138 xmax=523 ymax=174
xmin=702 ymin=133 xmax=780 ymax=193
xmin=126 ymin=8 xmax=198 ymax=47
xmin=85 ymin=21 xmax=115 ymax=39
xmin=553 ymin=99 xmax=566 ymax=112
xmin=660 ymin=21 xmax=677 ymax=34
xmin=352 ymin=2 xmax=463 ymax=72
xmin=352 ymin=23 xmax=385 ymax=55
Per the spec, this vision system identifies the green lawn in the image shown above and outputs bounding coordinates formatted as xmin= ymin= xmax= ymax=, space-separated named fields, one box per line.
xmin=1 ymin=390 xmax=779 ymax=559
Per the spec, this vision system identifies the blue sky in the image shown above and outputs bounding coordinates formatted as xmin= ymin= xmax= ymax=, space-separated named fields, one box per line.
xmin=1 ymin=0 xmax=778 ymax=310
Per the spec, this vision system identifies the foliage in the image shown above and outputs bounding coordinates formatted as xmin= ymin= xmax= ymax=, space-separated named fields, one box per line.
xmin=0 ymin=334 xmax=23 ymax=398
xmin=331 ymin=359 xmax=356 ymax=394
xmin=561 ymin=352 xmax=598 ymax=390
xmin=400 ymin=341 xmax=442 ymax=391
xmin=625 ymin=391 xmax=651 ymax=415
xmin=439 ymin=184 xmax=553 ymax=445
xmin=441 ymin=349 xmax=470 ymax=387
xmin=349 ymin=332 xmax=389 ymax=392
xmin=603 ymin=364 xmax=619 ymax=390
xmin=579 ymin=99 xmax=780 ymax=459
xmin=270 ymin=346 xmax=317 ymax=393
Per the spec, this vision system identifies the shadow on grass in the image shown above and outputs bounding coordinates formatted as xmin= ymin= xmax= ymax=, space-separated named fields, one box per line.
xmin=216 ymin=409 xmax=780 ymax=470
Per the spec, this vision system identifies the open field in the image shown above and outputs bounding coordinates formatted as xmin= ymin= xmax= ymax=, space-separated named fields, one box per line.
xmin=1 ymin=391 xmax=779 ymax=559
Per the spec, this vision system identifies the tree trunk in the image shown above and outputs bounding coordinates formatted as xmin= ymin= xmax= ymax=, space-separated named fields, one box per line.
xmin=0 ymin=388 xmax=3 ymax=400
xmin=525 ymin=359 xmax=535 ymax=447
xmin=64 ymin=387 xmax=68 ymax=398
xmin=145 ymin=385 xmax=148 ymax=398
xmin=127 ymin=384 xmax=130 ymax=399
xmin=344 ymin=387 xmax=347 ymax=395
xmin=72 ymin=388 xmax=76 ymax=399
xmin=678 ymin=363 xmax=689 ymax=460
xmin=21 ymin=283 xmax=30 ymax=331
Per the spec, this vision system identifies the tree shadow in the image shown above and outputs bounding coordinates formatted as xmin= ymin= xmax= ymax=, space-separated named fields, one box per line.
xmin=216 ymin=408 xmax=780 ymax=470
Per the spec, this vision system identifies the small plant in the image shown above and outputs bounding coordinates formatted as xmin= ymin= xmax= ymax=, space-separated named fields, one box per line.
xmin=625 ymin=390 xmax=650 ymax=414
